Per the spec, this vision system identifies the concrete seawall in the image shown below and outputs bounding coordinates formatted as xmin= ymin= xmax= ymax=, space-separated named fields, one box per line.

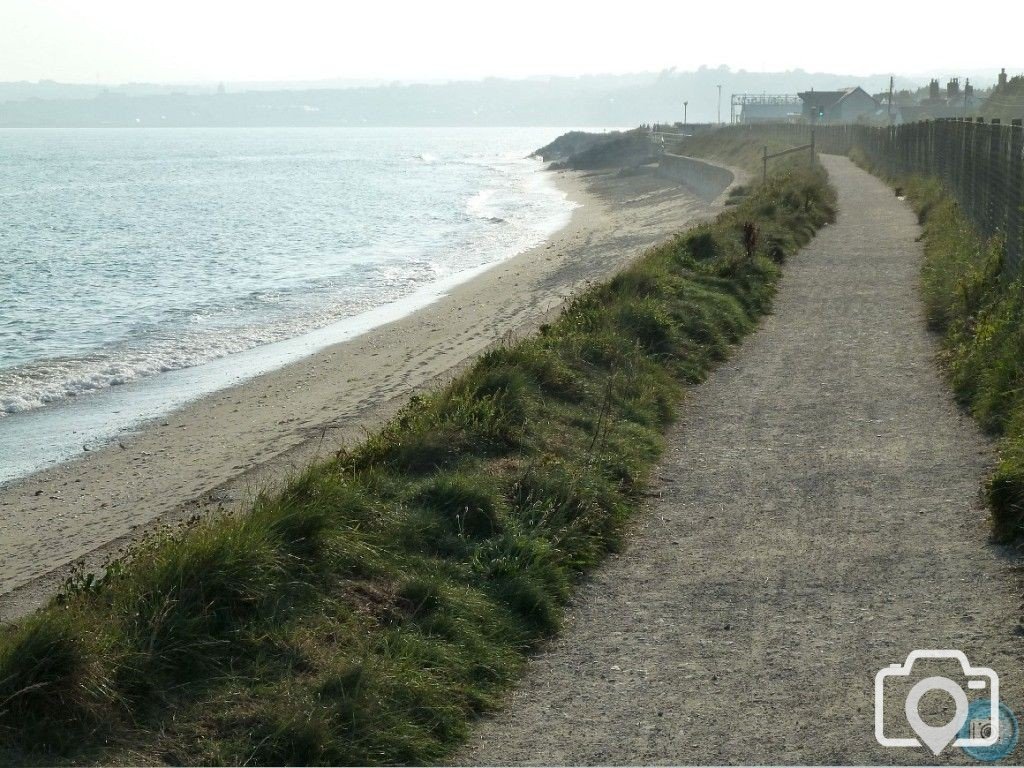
xmin=656 ymin=153 xmax=742 ymax=204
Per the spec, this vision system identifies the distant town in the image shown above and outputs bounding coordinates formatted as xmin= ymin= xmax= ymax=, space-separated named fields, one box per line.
xmin=735 ymin=67 xmax=1023 ymax=124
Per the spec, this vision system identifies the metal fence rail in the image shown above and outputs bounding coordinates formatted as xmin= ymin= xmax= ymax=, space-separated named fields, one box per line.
xmin=762 ymin=137 xmax=815 ymax=182
xmin=719 ymin=120 xmax=1024 ymax=272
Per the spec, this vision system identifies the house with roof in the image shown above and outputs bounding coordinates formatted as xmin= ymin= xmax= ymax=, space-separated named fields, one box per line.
xmin=797 ymin=87 xmax=879 ymax=124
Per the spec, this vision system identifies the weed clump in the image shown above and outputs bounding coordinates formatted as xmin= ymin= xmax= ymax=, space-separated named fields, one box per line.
xmin=416 ymin=472 xmax=504 ymax=539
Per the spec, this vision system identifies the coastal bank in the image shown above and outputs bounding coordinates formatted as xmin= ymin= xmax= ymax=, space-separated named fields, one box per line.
xmin=0 ymin=161 xmax=727 ymax=620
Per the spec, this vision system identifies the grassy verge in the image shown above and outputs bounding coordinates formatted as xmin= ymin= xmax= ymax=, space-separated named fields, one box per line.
xmin=0 ymin=154 xmax=835 ymax=766
xmin=675 ymin=127 xmax=815 ymax=177
xmin=851 ymin=148 xmax=1024 ymax=541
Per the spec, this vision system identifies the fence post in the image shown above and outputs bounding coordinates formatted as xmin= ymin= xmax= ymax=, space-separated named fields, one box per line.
xmin=763 ymin=145 xmax=768 ymax=183
xmin=976 ymin=120 xmax=990 ymax=237
xmin=970 ymin=121 xmax=980 ymax=224
xmin=989 ymin=121 xmax=1002 ymax=241
xmin=961 ymin=120 xmax=971 ymax=219
xmin=1009 ymin=121 xmax=1024 ymax=272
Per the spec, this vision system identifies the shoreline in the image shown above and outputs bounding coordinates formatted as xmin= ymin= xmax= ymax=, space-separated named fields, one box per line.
xmin=0 ymin=165 xmax=721 ymax=620
xmin=0 ymin=221 xmax=570 ymax=487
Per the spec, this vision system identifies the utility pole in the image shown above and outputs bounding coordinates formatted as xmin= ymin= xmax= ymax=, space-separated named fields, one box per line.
xmin=683 ymin=101 xmax=688 ymax=129
xmin=887 ymin=75 xmax=894 ymax=124
xmin=717 ymin=84 xmax=723 ymax=124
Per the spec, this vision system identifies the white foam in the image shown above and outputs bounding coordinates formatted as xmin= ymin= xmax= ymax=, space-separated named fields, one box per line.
xmin=466 ymin=188 xmax=501 ymax=219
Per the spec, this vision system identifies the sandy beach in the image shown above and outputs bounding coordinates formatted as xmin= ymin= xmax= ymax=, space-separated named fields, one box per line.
xmin=0 ymin=166 xmax=729 ymax=620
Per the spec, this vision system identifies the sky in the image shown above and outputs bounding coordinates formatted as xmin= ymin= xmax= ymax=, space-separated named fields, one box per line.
xmin=1 ymin=0 xmax=1021 ymax=85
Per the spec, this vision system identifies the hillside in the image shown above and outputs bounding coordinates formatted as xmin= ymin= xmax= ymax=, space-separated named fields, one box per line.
xmin=0 ymin=67 xmax=918 ymax=127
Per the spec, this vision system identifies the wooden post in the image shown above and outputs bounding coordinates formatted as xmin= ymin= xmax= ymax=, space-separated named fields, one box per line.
xmin=763 ymin=145 xmax=768 ymax=183
xmin=964 ymin=120 xmax=974 ymax=221
xmin=1009 ymin=121 xmax=1024 ymax=272
xmin=988 ymin=123 xmax=1001 ymax=237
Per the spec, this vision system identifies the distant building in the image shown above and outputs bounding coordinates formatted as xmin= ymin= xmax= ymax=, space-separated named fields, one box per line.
xmin=797 ymin=87 xmax=879 ymax=124
xmin=909 ymin=74 xmax=983 ymax=119
xmin=734 ymin=94 xmax=803 ymax=124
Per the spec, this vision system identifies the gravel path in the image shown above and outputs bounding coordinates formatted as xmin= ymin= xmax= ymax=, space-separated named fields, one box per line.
xmin=457 ymin=156 xmax=1024 ymax=764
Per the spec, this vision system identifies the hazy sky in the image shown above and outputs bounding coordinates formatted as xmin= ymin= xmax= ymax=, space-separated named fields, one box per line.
xmin=1 ymin=0 xmax=1020 ymax=84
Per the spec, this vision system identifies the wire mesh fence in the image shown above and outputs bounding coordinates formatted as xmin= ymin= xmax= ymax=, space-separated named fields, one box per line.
xmin=718 ymin=120 xmax=1024 ymax=273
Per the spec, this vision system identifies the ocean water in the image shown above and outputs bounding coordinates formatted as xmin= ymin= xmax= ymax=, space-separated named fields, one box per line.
xmin=0 ymin=127 xmax=578 ymax=483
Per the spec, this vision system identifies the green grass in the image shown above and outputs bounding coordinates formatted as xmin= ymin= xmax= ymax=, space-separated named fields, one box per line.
xmin=0 ymin=152 xmax=835 ymax=765
xmin=675 ymin=126 xmax=817 ymax=177
xmin=850 ymin=148 xmax=1024 ymax=542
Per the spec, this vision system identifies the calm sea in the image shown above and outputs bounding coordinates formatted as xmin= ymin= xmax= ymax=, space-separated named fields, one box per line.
xmin=0 ymin=127 xmax=577 ymax=483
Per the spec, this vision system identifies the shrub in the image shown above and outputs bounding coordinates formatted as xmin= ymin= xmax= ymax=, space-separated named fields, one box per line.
xmin=115 ymin=517 xmax=286 ymax=684
xmin=0 ymin=613 xmax=117 ymax=752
